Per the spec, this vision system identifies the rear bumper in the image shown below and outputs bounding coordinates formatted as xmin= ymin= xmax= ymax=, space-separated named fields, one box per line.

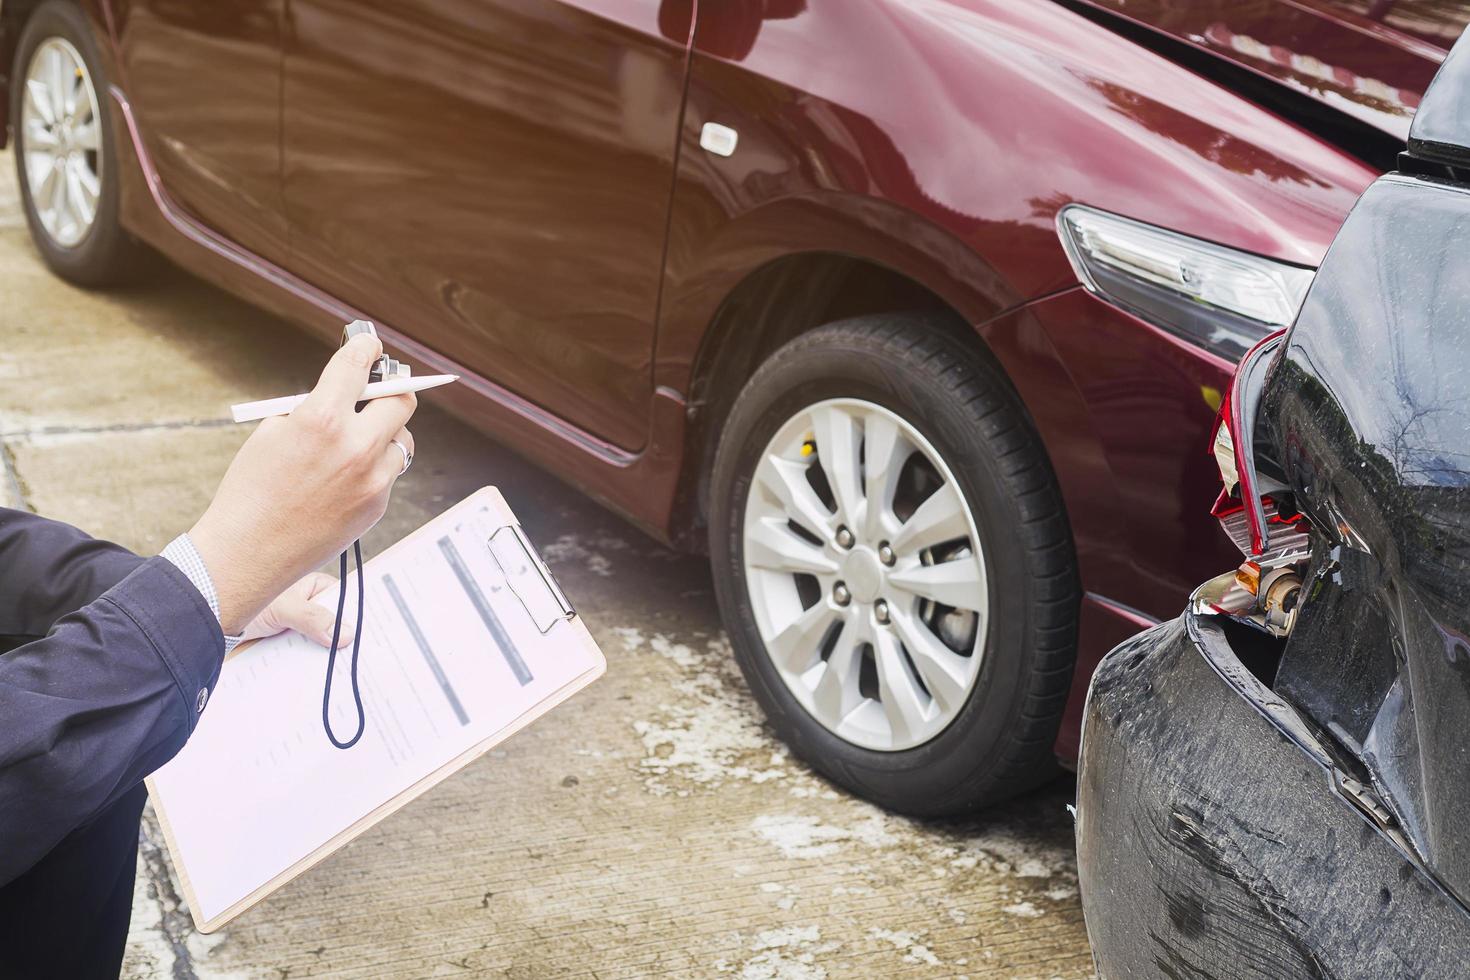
xmin=1077 ymin=612 xmax=1470 ymax=978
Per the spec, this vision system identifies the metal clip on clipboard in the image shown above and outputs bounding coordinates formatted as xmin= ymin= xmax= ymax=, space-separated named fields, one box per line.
xmin=488 ymin=524 xmax=576 ymax=633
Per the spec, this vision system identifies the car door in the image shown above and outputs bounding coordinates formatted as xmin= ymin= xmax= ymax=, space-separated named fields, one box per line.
xmin=110 ymin=0 xmax=287 ymax=262
xmin=280 ymin=0 xmax=694 ymax=452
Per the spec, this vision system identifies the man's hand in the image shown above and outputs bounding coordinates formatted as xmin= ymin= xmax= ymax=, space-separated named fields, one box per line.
xmin=189 ymin=333 xmax=416 ymax=634
xmin=239 ymin=573 xmax=355 ymax=649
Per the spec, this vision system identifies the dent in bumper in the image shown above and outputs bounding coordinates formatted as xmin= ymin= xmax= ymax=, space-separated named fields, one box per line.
xmin=1077 ymin=615 xmax=1470 ymax=978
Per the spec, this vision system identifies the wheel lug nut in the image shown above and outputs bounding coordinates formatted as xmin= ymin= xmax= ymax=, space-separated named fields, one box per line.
xmin=835 ymin=526 xmax=854 ymax=549
xmin=878 ymin=543 xmax=895 ymax=566
xmin=875 ymin=599 xmax=890 ymax=624
xmin=833 ymin=582 xmax=851 ymax=606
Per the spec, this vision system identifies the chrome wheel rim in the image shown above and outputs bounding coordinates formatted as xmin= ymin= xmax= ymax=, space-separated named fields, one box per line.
xmin=20 ymin=37 xmax=102 ymax=249
xmin=742 ymin=398 xmax=989 ymax=752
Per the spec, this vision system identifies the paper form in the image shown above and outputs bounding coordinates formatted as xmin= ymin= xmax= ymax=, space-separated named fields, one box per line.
xmin=148 ymin=488 xmax=605 ymax=931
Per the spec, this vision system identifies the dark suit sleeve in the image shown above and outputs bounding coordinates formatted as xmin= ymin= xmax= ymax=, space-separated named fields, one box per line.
xmin=0 ymin=509 xmax=145 ymax=639
xmin=0 ymin=556 xmax=225 ymax=886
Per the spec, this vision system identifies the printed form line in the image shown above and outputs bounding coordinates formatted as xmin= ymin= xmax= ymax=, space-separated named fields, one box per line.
xmin=382 ymin=574 xmax=470 ymax=725
xmin=437 ymin=535 xmax=534 ymax=686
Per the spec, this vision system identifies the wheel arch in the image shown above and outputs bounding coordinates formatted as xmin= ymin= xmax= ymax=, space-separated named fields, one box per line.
xmin=667 ymin=250 xmax=961 ymax=550
xmin=662 ymin=235 xmax=1097 ymax=563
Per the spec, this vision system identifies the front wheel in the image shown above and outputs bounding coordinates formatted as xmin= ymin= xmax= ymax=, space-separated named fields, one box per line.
xmin=12 ymin=0 xmax=147 ymax=286
xmin=709 ymin=315 xmax=1079 ymax=816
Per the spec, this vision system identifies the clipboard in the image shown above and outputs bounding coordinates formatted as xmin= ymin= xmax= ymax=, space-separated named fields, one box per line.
xmin=146 ymin=487 xmax=606 ymax=933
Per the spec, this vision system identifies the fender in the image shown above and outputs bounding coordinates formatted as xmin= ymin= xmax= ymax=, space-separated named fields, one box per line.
xmin=659 ymin=0 xmax=1379 ymax=383
xmin=663 ymin=0 xmax=1374 ymax=319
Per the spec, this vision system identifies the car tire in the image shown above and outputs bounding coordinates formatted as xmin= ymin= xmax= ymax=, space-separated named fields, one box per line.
xmin=709 ymin=314 xmax=1079 ymax=816
xmin=11 ymin=0 xmax=147 ymax=287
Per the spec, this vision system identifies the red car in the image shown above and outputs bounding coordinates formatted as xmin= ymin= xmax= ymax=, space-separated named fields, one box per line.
xmin=2 ymin=0 xmax=1461 ymax=815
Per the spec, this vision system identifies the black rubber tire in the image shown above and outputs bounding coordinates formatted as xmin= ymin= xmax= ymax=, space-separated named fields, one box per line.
xmin=11 ymin=1 xmax=146 ymax=287
xmin=709 ymin=314 xmax=1080 ymax=816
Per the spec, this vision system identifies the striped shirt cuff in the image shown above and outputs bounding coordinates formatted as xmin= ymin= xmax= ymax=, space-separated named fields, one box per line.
xmin=160 ymin=533 xmax=243 ymax=653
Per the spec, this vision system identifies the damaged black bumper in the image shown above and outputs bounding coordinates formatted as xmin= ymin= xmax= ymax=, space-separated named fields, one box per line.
xmin=1076 ymin=612 xmax=1470 ymax=979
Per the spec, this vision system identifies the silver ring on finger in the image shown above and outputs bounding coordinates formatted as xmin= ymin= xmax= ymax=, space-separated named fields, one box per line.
xmin=390 ymin=438 xmax=413 ymax=476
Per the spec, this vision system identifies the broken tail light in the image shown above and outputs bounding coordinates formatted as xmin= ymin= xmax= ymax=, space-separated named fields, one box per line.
xmin=1194 ymin=330 xmax=1311 ymax=636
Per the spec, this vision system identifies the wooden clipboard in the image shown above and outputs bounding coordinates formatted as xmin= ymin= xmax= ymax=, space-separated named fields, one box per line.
xmin=146 ymin=487 xmax=606 ymax=933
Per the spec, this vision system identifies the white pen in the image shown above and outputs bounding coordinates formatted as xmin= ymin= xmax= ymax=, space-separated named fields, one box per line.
xmin=230 ymin=374 xmax=460 ymax=424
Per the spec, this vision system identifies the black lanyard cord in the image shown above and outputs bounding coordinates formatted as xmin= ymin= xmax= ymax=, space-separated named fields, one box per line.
xmin=322 ymin=539 xmax=367 ymax=749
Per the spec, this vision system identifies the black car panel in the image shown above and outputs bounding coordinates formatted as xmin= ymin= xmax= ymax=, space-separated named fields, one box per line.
xmin=1078 ymin=614 xmax=1470 ymax=979
xmin=1262 ymin=172 xmax=1470 ymax=901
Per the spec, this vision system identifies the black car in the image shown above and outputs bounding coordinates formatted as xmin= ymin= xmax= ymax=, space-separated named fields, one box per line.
xmin=1076 ymin=28 xmax=1470 ymax=979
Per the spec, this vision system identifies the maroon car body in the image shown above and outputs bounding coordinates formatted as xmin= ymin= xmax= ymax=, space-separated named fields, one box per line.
xmin=1 ymin=0 xmax=1461 ymax=764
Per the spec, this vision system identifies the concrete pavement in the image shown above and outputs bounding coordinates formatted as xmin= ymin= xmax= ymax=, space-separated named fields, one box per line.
xmin=0 ymin=152 xmax=1094 ymax=979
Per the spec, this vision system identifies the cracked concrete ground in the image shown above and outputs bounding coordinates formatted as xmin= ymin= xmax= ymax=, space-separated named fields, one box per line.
xmin=0 ymin=151 xmax=1095 ymax=979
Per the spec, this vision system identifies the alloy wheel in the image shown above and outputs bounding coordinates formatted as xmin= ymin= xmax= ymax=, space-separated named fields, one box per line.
xmin=742 ymin=398 xmax=989 ymax=751
xmin=20 ymin=37 xmax=103 ymax=249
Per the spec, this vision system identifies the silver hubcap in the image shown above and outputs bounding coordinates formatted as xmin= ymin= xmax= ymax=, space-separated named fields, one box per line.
xmin=742 ymin=398 xmax=989 ymax=752
xmin=21 ymin=37 xmax=102 ymax=249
